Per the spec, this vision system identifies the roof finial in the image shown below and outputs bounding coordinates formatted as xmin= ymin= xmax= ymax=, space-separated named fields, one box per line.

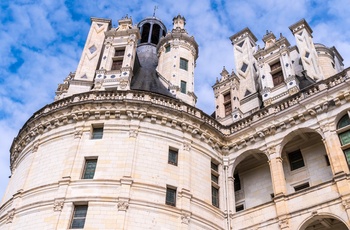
xmin=153 ymin=6 xmax=158 ymax=17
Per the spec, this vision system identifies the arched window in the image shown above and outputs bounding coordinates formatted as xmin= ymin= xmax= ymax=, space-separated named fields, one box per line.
xmin=337 ymin=113 xmax=350 ymax=165
xmin=140 ymin=23 xmax=150 ymax=43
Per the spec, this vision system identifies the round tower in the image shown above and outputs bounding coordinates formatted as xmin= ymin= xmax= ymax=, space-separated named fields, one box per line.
xmin=137 ymin=17 xmax=167 ymax=67
xmin=157 ymin=15 xmax=199 ymax=106
xmin=315 ymin=43 xmax=337 ymax=79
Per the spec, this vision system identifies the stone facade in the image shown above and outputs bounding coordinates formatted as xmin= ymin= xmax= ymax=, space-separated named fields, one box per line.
xmin=1 ymin=15 xmax=350 ymax=230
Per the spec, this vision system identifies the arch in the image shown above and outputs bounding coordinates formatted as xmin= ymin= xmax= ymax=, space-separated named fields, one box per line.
xmin=231 ymin=149 xmax=269 ymax=176
xmin=298 ymin=213 xmax=349 ymax=230
xmin=151 ymin=24 xmax=161 ymax=45
xmin=140 ymin=23 xmax=150 ymax=43
xmin=279 ymin=127 xmax=325 ymax=154
xmin=333 ymin=107 xmax=350 ymax=130
xmin=231 ymin=149 xmax=273 ymax=211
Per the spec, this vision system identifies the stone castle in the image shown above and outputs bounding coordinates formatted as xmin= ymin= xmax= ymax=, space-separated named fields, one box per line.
xmin=1 ymin=14 xmax=350 ymax=230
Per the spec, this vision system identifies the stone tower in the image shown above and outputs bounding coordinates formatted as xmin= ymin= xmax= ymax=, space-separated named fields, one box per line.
xmin=157 ymin=15 xmax=199 ymax=106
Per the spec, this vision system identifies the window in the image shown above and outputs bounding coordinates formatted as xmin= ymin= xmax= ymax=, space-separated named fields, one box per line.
xmin=224 ymin=103 xmax=232 ymax=116
xmin=168 ymin=148 xmax=178 ymax=166
xmin=294 ymin=182 xmax=310 ymax=192
xmin=111 ymin=59 xmax=123 ymax=70
xmin=288 ymin=150 xmax=305 ymax=171
xmin=82 ymin=158 xmax=97 ymax=179
xmin=70 ymin=205 xmax=88 ymax=229
xmin=211 ymin=161 xmax=219 ymax=208
xmin=165 ymin=44 xmax=171 ymax=53
xmin=212 ymin=186 xmax=219 ymax=208
xmin=180 ymin=81 xmax=187 ymax=94
xmin=270 ymin=61 xmax=284 ymax=87
xmin=337 ymin=113 xmax=350 ymax=165
xmin=166 ymin=186 xmax=176 ymax=206
xmin=236 ymin=204 xmax=244 ymax=212
xmin=111 ymin=48 xmax=125 ymax=70
xmin=180 ymin=58 xmax=188 ymax=71
xmin=92 ymin=125 xmax=103 ymax=139
xmin=234 ymin=174 xmax=241 ymax=191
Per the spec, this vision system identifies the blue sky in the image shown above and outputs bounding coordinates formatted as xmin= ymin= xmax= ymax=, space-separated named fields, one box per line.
xmin=0 ymin=0 xmax=349 ymax=200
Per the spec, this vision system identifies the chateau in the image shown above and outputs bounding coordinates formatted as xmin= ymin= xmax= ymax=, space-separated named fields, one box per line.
xmin=1 ymin=13 xmax=350 ymax=230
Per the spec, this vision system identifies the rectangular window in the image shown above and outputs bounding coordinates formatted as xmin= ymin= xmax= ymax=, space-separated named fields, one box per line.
xmin=223 ymin=92 xmax=231 ymax=103
xmin=211 ymin=174 xmax=218 ymax=184
xmin=294 ymin=182 xmax=310 ymax=192
xmin=211 ymin=162 xmax=218 ymax=172
xmin=165 ymin=45 xmax=171 ymax=53
xmin=180 ymin=58 xmax=188 ymax=71
xmin=344 ymin=149 xmax=350 ymax=166
xmin=212 ymin=186 xmax=219 ymax=208
xmin=180 ymin=80 xmax=187 ymax=94
xmin=272 ymin=71 xmax=284 ymax=86
xmin=111 ymin=59 xmax=123 ymax=70
xmin=115 ymin=48 xmax=125 ymax=57
xmin=288 ymin=150 xmax=305 ymax=171
xmin=235 ymin=204 xmax=244 ymax=212
xmin=234 ymin=174 xmax=241 ymax=191
xmin=339 ymin=131 xmax=350 ymax=145
xmin=92 ymin=126 xmax=103 ymax=139
xmin=240 ymin=63 xmax=248 ymax=72
xmin=168 ymin=148 xmax=178 ymax=166
xmin=224 ymin=102 xmax=232 ymax=116
xmin=166 ymin=186 xmax=176 ymax=206
xmin=82 ymin=158 xmax=97 ymax=179
xmin=70 ymin=205 xmax=88 ymax=229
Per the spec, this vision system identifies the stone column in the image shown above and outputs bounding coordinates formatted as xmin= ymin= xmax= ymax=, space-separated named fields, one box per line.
xmin=267 ymin=147 xmax=290 ymax=229
xmin=323 ymin=130 xmax=349 ymax=176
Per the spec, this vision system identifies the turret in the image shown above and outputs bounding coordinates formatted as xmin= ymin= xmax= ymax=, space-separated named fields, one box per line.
xmin=229 ymin=28 xmax=261 ymax=114
xmin=289 ymin=19 xmax=323 ymax=81
xmin=157 ymin=15 xmax=199 ymax=106
xmin=56 ymin=18 xmax=111 ymax=100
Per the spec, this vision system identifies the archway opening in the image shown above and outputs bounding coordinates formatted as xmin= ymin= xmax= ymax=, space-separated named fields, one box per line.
xmin=281 ymin=130 xmax=332 ymax=194
xmin=300 ymin=216 xmax=348 ymax=230
xmin=233 ymin=151 xmax=273 ymax=212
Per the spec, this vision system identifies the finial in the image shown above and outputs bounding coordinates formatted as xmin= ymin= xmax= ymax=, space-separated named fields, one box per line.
xmin=266 ymin=30 xmax=269 ymax=35
xmin=153 ymin=6 xmax=158 ymax=17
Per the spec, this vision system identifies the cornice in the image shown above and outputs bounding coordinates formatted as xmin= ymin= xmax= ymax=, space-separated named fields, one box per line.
xmin=9 ymin=68 xmax=350 ymax=171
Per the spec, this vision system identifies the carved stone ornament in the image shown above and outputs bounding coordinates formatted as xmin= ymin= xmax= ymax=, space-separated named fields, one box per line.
xmin=279 ymin=219 xmax=289 ymax=229
xmin=117 ymin=201 xmax=129 ymax=211
xmin=183 ymin=143 xmax=191 ymax=151
xmin=267 ymin=146 xmax=276 ymax=155
xmin=342 ymin=199 xmax=350 ymax=210
xmin=6 ymin=209 xmax=15 ymax=224
xmin=181 ymin=214 xmax=190 ymax=225
xmin=129 ymin=130 xmax=138 ymax=138
xmin=74 ymin=130 xmax=83 ymax=139
xmin=53 ymin=200 xmax=64 ymax=212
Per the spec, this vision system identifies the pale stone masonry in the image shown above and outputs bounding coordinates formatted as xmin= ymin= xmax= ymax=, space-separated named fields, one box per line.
xmin=1 ymin=14 xmax=350 ymax=230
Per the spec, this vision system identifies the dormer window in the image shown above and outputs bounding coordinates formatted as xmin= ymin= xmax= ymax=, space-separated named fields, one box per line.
xmin=111 ymin=48 xmax=125 ymax=71
xmin=270 ymin=60 xmax=284 ymax=87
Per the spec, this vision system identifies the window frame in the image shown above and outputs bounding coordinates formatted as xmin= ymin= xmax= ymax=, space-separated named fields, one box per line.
xmin=91 ymin=124 xmax=104 ymax=140
xmin=70 ymin=204 xmax=88 ymax=229
xmin=165 ymin=44 xmax=171 ymax=53
xmin=168 ymin=148 xmax=178 ymax=166
xmin=180 ymin=80 xmax=187 ymax=94
xmin=287 ymin=149 xmax=305 ymax=171
xmin=165 ymin=186 xmax=177 ymax=206
xmin=82 ymin=158 xmax=98 ymax=179
xmin=180 ymin=58 xmax=188 ymax=71
xmin=337 ymin=113 xmax=350 ymax=166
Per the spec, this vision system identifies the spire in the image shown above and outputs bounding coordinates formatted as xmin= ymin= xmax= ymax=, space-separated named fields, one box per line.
xmin=173 ymin=14 xmax=186 ymax=30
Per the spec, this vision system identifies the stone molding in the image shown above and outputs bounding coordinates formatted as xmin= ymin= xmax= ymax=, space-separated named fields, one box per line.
xmin=8 ymin=69 xmax=350 ymax=171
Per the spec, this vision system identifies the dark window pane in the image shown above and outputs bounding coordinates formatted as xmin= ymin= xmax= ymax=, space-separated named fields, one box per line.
xmin=212 ymin=186 xmax=219 ymax=207
xmin=338 ymin=114 xmax=350 ymax=129
xmin=70 ymin=205 xmax=88 ymax=229
xmin=180 ymin=58 xmax=188 ymax=71
xmin=211 ymin=162 xmax=218 ymax=172
xmin=224 ymin=93 xmax=231 ymax=102
xmin=83 ymin=159 xmax=97 ymax=179
xmin=92 ymin=127 xmax=103 ymax=139
xmin=339 ymin=131 xmax=350 ymax=145
xmin=168 ymin=149 xmax=178 ymax=166
xmin=272 ymin=71 xmax=284 ymax=86
xmin=180 ymin=81 xmax=187 ymax=94
xmin=236 ymin=204 xmax=244 ymax=212
xmin=111 ymin=60 xmax=123 ymax=70
xmin=344 ymin=149 xmax=350 ymax=166
xmin=294 ymin=182 xmax=310 ymax=191
xmin=211 ymin=174 xmax=218 ymax=184
xmin=165 ymin=45 xmax=171 ymax=53
xmin=115 ymin=49 xmax=125 ymax=57
xmin=166 ymin=187 xmax=176 ymax=206
xmin=224 ymin=103 xmax=232 ymax=116
xmin=234 ymin=174 xmax=241 ymax=191
xmin=288 ymin=150 xmax=305 ymax=171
